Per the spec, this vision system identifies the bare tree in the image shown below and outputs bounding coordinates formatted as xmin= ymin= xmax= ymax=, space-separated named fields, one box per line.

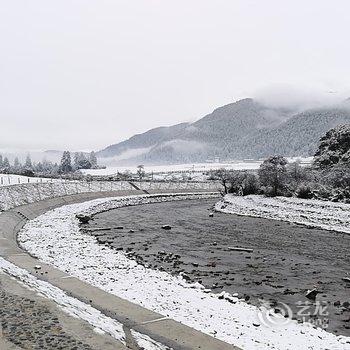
xmin=259 ymin=156 xmax=288 ymax=196
xmin=137 ymin=165 xmax=145 ymax=180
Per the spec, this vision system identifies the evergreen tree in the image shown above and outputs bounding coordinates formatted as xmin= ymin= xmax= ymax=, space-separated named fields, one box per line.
xmin=73 ymin=152 xmax=81 ymax=169
xmin=14 ymin=157 xmax=21 ymax=169
xmin=89 ymin=151 xmax=98 ymax=168
xmin=3 ymin=157 xmax=10 ymax=168
xmin=74 ymin=152 xmax=91 ymax=170
xmin=25 ymin=154 xmax=32 ymax=169
xmin=59 ymin=151 xmax=72 ymax=173
xmin=42 ymin=159 xmax=53 ymax=173
xmin=35 ymin=162 xmax=44 ymax=173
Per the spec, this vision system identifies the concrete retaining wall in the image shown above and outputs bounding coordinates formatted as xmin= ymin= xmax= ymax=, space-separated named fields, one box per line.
xmin=0 ymin=181 xmax=221 ymax=211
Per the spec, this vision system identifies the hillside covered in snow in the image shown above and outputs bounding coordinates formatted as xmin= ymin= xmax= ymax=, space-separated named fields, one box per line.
xmin=98 ymin=98 xmax=350 ymax=165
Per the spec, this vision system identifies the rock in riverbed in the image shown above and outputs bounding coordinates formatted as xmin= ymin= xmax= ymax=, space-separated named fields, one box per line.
xmin=305 ymin=288 xmax=320 ymax=301
xmin=75 ymin=213 xmax=92 ymax=224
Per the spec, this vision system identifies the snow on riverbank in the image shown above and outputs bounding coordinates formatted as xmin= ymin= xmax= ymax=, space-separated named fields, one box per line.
xmin=215 ymin=195 xmax=350 ymax=234
xmin=0 ymin=257 xmax=125 ymax=343
xmin=18 ymin=194 xmax=350 ymax=350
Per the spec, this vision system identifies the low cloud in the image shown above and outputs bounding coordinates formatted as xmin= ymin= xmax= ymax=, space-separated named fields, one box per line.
xmin=161 ymin=139 xmax=207 ymax=153
xmin=253 ymin=84 xmax=350 ymax=111
xmin=100 ymin=147 xmax=153 ymax=165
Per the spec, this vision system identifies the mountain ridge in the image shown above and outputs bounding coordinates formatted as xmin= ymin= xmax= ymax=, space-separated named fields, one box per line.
xmin=97 ymin=98 xmax=350 ymax=165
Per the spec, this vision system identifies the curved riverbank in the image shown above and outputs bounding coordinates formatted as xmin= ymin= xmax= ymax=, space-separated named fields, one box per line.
xmin=89 ymin=198 xmax=350 ymax=338
xmin=1 ymin=190 xmax=230 ymax=350
xmin=17 ymin=194 xmax=350 ymax=350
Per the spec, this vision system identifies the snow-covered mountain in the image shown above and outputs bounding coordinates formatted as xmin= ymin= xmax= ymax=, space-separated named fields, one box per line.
xmin=97 ymin=98 xmax=350 ymax=164
xmin=235 ymin=107 xmax=350 ymax=158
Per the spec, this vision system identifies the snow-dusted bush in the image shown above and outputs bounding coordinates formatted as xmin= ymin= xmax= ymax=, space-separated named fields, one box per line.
xmin=212 ymin=169 xmax=260 ymax=195
xmin=240 ymin=172 xmax=260 ymax=195
xmin=313 ymin=185 xmax=332 ymax=200
xmin=322 ymin=164 xmax=350 ymax=189
xmin=295 ymin=183 xmax=314 ymax=199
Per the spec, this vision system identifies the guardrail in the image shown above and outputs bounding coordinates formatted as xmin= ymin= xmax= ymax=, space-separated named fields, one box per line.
xmin=0 ymin=180 xmax=221 ymax=212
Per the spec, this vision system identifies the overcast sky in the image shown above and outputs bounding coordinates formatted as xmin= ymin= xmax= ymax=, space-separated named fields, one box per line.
xmin=1 ymin=0 xmax=350 ymax=151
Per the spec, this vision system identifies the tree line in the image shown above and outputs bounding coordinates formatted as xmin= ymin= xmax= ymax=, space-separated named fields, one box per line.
xmin=0 ymin=151 xmax=98 ymax=176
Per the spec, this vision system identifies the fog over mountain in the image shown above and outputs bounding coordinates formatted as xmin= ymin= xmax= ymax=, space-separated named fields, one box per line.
xmin=98 ymin=98 xmax=350 ymax=165
xmin=2 ymin=1 xmax=350 ymax=151
xmin=253 ymin=84 xmax=350 ymax=111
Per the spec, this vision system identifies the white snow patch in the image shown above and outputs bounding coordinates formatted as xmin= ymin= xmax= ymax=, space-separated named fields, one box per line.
xmin=82 ymin=157 xmax=313 ymax=176
xmin=216 ymin=194 xmax=350 ymax=234
xmin=131 ymin=330 xmax=172 ymax=350
xmin=81 ymin=162 xmax=262 ymax=176
xmin=18 ymin=194 xmax=350 ymax=350
xmin=0 ymin=256 xmax=126 ymax=344
xmin=0 ymin=256 xmax=175 ymax=349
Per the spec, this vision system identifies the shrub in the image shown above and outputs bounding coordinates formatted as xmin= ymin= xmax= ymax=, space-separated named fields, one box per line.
xmin=21 ymin=169 xmax=35 ymax=177
xmin=241 ymin=173 xmax=260 ymax=195
xmin=313 ymin=185 xmax=332 ymax=200
xmin=295 ymin=184 xmax=314 ymax=199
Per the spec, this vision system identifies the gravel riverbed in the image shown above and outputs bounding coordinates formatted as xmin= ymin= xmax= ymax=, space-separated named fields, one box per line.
xmin=86 ymin=198 xmax=350 ymax=337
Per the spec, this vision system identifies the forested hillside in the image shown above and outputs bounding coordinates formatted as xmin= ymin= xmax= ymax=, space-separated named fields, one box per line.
xmin=98 ymin=99 xmax=350 ymax=164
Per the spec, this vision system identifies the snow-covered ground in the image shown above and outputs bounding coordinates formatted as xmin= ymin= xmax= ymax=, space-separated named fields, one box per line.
xmin=18 ymin=194 xmax=350 ymax=350
xmin=81 ymin=162 xmax=261 ymax=177
xmin=0 ymin=257 xmax=171 ymax=350
xmin=215 ymin=194 xmax=350 ymax=234
xmin=82 ymin=157 xmax=313 ymax=177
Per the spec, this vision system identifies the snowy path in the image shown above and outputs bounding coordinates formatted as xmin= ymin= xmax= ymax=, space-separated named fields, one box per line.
xmin=215 ymin=194 xmax=350 ymax=234
xmin=0 ymin=257 xmax=171 ymax=350
xmin=17 ymin=193 xmax=350 ymax=350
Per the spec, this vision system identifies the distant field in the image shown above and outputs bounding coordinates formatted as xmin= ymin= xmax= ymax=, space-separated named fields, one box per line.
xmin=82 ymin=157 xmax=313 ymax=176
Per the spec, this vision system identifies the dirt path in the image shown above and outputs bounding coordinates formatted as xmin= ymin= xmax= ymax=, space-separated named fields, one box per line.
xmin=87 ymin=198 xmax=350 ymax=337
